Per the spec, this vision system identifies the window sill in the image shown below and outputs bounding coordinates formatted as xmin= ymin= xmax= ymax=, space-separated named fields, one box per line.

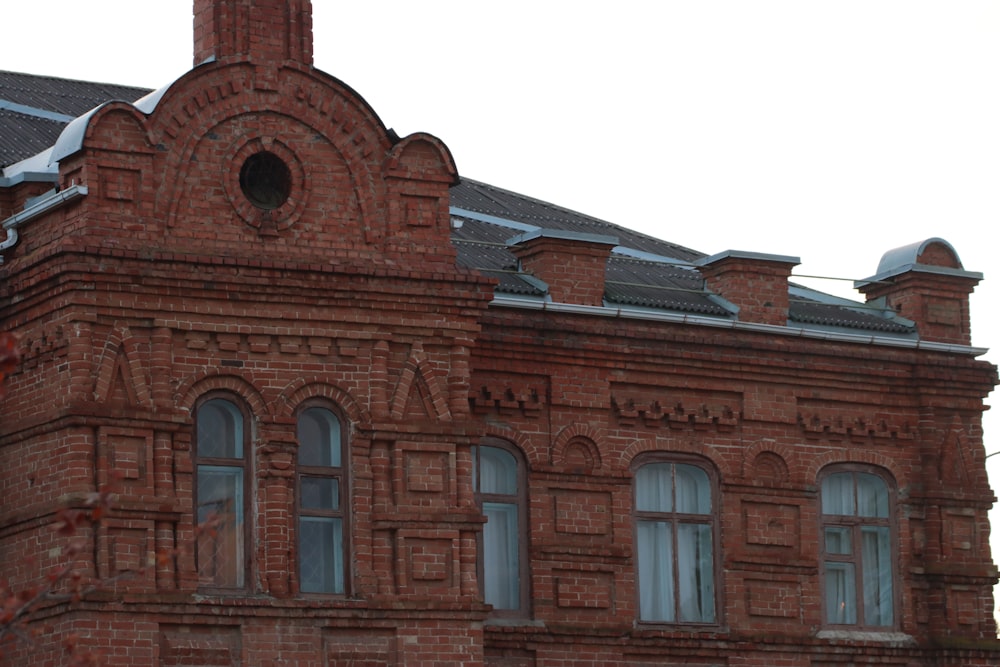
xmin=483 ymin=618 xmax=545 ymax=629
xmin=815 ymin=630 xmax=916 ymax=646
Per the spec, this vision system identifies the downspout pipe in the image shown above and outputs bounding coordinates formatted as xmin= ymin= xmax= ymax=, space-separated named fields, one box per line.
xmin=0 ymin=184 xmax=88 ymax=263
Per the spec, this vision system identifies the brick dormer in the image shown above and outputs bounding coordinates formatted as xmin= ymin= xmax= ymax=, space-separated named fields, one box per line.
xmin=508 ymin=229 xmax=617 ymax=307
xmin=696 ymin=250 xmax=800 ymax=326
xmin=193 ymin=0 xmax=313 ymax=66
xmin=855 ymin=238 xmax=981 ymax=346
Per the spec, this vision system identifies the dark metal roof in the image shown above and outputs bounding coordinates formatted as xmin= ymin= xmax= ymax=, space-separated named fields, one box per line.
xmin=0 ymin=71 xmax=150 ymax=167
xmin=451 ymin=178 xmax=704 ymax=264
xmin=0 ymin=70 xmax=917 ymax=339
xmin=789 ymin=293 xmax=914 ymax=334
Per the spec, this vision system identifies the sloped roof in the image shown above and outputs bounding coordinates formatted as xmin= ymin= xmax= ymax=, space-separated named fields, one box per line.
xmin=0 ymin=70 xmax=916 ymax=339
xmin=0 ymin=71 xmax=150 ymax=167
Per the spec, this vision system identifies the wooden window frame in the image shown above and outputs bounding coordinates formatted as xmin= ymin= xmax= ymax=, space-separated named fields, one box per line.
xmin=632 ymin=453 xmax=721 ymax=627
xmin=819 ymin=464 xmax=898 ymax=630
xmin=193 ymin=393 xmax=252 ymax=592
xmin=474 ymin=438 xmax=531 ymax=619
xmin=295 ymin=401 xmax=350 ymax=596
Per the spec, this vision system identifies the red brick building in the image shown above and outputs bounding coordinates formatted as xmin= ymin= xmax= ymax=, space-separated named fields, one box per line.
xmin=1 ymin=1 xmax=998 ymax=665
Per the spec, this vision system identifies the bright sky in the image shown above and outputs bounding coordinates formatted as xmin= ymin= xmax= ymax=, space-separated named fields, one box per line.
xmin=5 ymin=1 xmax=1000 ymax=619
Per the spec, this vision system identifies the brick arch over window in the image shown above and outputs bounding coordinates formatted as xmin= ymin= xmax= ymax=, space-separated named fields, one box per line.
xmin=276 ymin=379 xmax=369 ymax=427
xmin=619 ymin=436 xmax=729 ymax=479
xmin=552 ymin=423 xmax=604 ymax=473
xmin=481 ymin=425 xmax=541 ymax=470
xmin=804 ymin=449 xmax=907 ymax=489
xmin=177 ymin=371 xmax=270 ymax=418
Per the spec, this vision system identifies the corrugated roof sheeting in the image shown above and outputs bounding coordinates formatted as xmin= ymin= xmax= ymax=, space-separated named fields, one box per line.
xmin=451 ymin=178 xmax=704 ymax=263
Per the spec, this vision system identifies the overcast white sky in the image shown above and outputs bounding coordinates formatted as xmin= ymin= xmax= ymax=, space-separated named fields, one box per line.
xmin=4 ymin=1 xmax=1000 ymax=618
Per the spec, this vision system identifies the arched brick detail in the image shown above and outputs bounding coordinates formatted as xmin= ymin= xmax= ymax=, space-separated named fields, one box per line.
xmin=480 ymin=425 xmax=540 ymax=471
xmin=149 ymin=63 xmax=390 ymax=239
xmin=551 ymin=423 xmax=604 ymax=472
xmin=805 ymin=448 xmax=906 ymax=487
xmin=176 ymin=370 xmax=269 ymax=417
xmin=384 ymin=132 xmax=458 ymax=183
xmin=740 ymin=439 xmax=795 ymax=484
xmin=619 ymin=435 xmax=728 ymax=479
xmin=275 ymin=378 xmax=368 ymax=427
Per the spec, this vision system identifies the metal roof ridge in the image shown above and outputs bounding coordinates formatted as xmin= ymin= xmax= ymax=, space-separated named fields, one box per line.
xmin=0 ymin=98 xmax=75 ymax=123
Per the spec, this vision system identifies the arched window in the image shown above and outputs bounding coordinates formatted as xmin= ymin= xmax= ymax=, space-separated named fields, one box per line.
xmin=633 ymin=457 xmax=718 ymax=624
xmin=820 ymin=466 xmax=895 ymax=628
xmin=194 ymin=397 xmax=250 ymax=589
xmin=474 ymin=441 xmax=529 ymax=615
xmin=297 ymin=405 xmax=347 ymax=594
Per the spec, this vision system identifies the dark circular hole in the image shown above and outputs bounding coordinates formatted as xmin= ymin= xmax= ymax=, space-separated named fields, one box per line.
xmin=239 ymin=151 xmax=291 ymax=210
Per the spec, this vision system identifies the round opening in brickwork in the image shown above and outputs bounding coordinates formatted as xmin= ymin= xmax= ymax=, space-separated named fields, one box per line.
xmin=239 ymin=151 xmax=292 ymax=210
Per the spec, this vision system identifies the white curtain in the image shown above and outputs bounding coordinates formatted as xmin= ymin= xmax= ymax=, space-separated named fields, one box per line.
xmin=637 ymin=520 xmax=673 ymax=621
xmin=861 ymin=526 xmax=893 ymax=625
xmin=299 ymin=516 xmax=344 ymax=593
xmin=483 ymin=502 xmax=519 ymax=609
xmin=824 ymin=561 xmax=857 ymax=624
xmin=821 ymin=473 xmax=855 ymax=515
xmin=677 ymin=523 xmax=714 ymax=622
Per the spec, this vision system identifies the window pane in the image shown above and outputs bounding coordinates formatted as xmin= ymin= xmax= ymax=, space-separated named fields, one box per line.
xmin=821 ymin=472 xmax=855 ymax=516
xmin=301 ymin=476 xmax=339 ymax=511
xmin=637 ymin=520 xmax=674 ymax=621
xmin=635 ymin=464 xmax=673 ymax=513
xmin=675 ymin=465 xmax=711 ymax=514
xmin=197 ymin=465 xmax=244 ymax=587
xmin=677 ymin=522 xmax=715 ymax=622
xmin=197 ymin=399 xmax=243 ymax=458
xmin=479 ymin=447 xmax=517 ymax=496
xmin=483 ymin=501 xmax=519 ymax=609
xmin=824 ymin=526 xmax=852 ymax=555
xmin=298 ymin=407 xmax=341 ymax=467
xmin=857 ymin=473 xmax=889 ymax=518
xmin=861 ymin=526 xmax=894 ymax=626
xmin=299 ymin=516 xmax=344 ymax=593
xmin=824 ymin=561 xmax=857 ymax=624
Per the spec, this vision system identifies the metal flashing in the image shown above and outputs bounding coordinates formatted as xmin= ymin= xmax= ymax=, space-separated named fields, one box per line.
xmin=696 ymin=249 xmax=801 ymax=267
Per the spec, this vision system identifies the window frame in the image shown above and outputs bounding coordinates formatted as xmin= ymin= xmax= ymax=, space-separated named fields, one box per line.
xmin=473 ymin=438 xmax=530 ymax=618
xmin=295 ymin=401 xmax=350 ymax=596
xmin=632 ymin=453 xmax=721 ymax=627
xmin=193 ymin=393 xmax=253 ymax=592
xmin=818 ymin=464 xmax=898 ymax=630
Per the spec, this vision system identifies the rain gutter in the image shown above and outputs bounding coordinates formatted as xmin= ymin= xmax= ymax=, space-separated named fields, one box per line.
xmin=0 ymin=184 xmax=89 ymax=262
xmin=488 ymin=294 xmax=988 ymax=357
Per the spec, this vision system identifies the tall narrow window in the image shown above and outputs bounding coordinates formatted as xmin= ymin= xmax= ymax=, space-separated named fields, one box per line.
xmin=194 ymin=397 xmax=250 ymax=589
xmin=297 ymin=406 xmax=347 ymax=594
xmin=820 ymin=467 xmax=895 ymax=628
xmin=474 ymin=441 xmax=528 ymax=615
xmin=634 ymin=458 xmax=717 ymax=624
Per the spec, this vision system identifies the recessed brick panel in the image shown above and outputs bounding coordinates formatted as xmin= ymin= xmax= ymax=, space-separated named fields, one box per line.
xmin=743 ymin=501 xmax=799 ymax=548
xmin=552 ymin=489 xmax=612 ymax=536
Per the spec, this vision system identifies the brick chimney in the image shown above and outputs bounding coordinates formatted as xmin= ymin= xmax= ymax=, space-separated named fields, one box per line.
xmin=855 ymin=238 xmax=981 ymax=346
xmin=193 ymin=0 xmax=313 ymax=66
xmin=508 ymin=229 xmax=617 ymax=307
xmin=696 ymin=250 xmax=799 ymax=326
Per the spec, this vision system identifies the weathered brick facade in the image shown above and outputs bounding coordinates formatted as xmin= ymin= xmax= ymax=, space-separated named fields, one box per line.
xmin=1 ymin=1 xmax=998 ymax=665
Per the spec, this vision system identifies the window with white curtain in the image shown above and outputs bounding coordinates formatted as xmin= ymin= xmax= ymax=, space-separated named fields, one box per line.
xmin=634 ymin=458 xmax=717 ymax=624
xmin=297 ymin=405 xmax=347 ymax=594
xmin=820 ymin=466 xmax=895 ymax=628
xmin=474 ymin=441 xmax=528 ymax=616
xmin=195 ymin=396 xmax=250 ymax=589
